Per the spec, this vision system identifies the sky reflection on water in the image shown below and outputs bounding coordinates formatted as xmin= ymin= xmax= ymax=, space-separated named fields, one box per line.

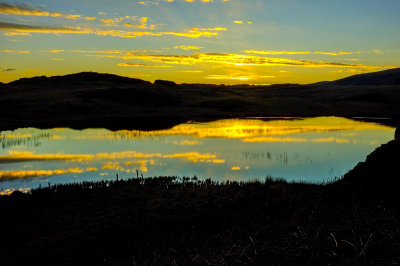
xmin=0 ymin=117 xmax=395 ymax=194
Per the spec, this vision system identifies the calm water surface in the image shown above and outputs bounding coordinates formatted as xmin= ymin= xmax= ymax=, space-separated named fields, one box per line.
xmin=0 ymin=117 xmax=395 ymax=194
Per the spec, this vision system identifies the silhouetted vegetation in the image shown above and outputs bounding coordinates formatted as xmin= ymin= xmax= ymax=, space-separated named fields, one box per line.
xmin=1 ymin=140 xmax=400 ymax=265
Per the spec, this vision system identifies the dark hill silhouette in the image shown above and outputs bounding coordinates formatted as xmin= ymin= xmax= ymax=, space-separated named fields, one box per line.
xmin=0 ymin=69 xmax=399 ymax=130
xmin=154 ymin=79 xmax=177 ymax=86
xmin=328 ymin=68 xmax=400 ymax=86
xmin=8 ymin=72 xmax=151 ymax=87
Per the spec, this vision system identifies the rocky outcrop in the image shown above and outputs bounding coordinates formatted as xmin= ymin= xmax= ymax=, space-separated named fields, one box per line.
xmin=331 ymin=138 xmax=400 ymax=200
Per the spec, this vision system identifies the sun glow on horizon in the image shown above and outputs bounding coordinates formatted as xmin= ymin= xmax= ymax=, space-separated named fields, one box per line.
xmin=0 ymin=1 xmax=399 ymax=84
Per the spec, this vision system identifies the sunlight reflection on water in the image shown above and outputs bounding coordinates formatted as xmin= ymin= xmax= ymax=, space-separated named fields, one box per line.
xmin=0 ymin=117 xmax=395 ymax=193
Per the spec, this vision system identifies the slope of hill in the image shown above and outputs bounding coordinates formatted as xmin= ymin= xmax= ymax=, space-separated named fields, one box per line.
xmin=328 ymin=68 xmax=400 ymax=86
xmin=0 ymin=69 xmax=399 ymax=130
xmin=329 ymin=139 xmax=400 ymax=200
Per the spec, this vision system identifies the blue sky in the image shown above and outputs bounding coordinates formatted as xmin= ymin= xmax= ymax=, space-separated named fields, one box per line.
xmin=0 ymin=0 xmax=399 ymax=84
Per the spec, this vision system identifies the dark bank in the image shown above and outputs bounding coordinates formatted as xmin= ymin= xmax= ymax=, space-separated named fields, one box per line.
xmin=0 ymin=135 xmax=400 ymax=265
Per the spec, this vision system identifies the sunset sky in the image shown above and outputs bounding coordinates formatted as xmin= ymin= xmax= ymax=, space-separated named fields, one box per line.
xmin=0 ymin=0 xmax=399 ymax=84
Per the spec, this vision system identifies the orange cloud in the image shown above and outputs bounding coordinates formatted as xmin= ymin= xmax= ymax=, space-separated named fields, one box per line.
xmin=100 ymin=16 xmax=156 ymax=30
xmin=2 ymin=49 xmax=30 ymax=54
xmin=245 ymin=50 xmax=354 ymax=56
xmin=100 ymin=18 xmax=121 ymax=26
xmin=0 ymin=21 xmax=225 ymax=39
xmin=174 ymin=45 xmax=204 ymax=50
xmin=118 ymin=51 xmax=392 ymax=70
xmin=163 ymin=28 xmax=219 ymax=38
xmin=3 ymin=31 xmax=31 ymax=36
xmin=71 ymin=50 xmax=122 ymax=54
xmin=0 ymin=22 xmax=91 ymax=35
xmin=0 ymin=3 xmax=81 ymax=20
xmin=179 ymin=70 xmax=203 ymax=73
xmin=117 ymin=63 xmax=172 ymax=67
xmin=48 ymin=49 xmax=64 ymax=53
xmin=373 ymin=49 xmax=384 ymax=54
xmin=233 ymin=21 xmax=252 ymax=24
xmin=244 ymin=50 xmax=311 ymax=55
xmin=314 ymin=51 xmax=353 ymax=56
xmin=205 ymin=74 xmax=254 ymax=81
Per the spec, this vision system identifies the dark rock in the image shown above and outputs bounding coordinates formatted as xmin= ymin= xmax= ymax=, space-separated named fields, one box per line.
xmin=395 ymin=127 xmax=400 ymax=140
xmin=332 ymin=140 xmax=400 ymax=200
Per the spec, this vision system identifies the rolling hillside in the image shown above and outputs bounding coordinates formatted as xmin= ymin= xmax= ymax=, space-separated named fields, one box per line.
xmin=1 ymin=69 xmax=399 ymax=130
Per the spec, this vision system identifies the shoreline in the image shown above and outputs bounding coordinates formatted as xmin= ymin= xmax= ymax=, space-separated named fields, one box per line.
xmin=1 ymin=115 xmax=398 ymax=132
xmin=1 ymin=140 xmax=399 ymax=265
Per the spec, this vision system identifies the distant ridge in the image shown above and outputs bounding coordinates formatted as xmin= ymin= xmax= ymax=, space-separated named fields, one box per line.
xmin=328 ymin=68 xmax=400 ymax=86
xmin=4 ymin=68 xmax=400 ymax=87
xmin=1 ymin=68 xmax=399 ymax=131
xmin=8 ymin=71 xmax=151 ymax=87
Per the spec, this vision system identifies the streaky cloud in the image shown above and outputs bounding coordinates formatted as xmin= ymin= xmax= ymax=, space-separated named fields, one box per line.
xmin=117 ymin=63 xmax=172 ymax=67
xmin=0 ymin=21 xmax=90 ymax=34
xmin=0 ymin=3 xmax=81 ymax=20
xmin=244 ymin=50 xmax=311 ymax=55
xmin=0 ymin=21 xmax=224 ymax=39
xmin=117 ymin=52 xmax=394 ymax=70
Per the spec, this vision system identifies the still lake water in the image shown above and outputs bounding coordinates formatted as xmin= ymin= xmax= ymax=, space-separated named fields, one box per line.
xmin=0 ymin=117 xmax=395 ymax=194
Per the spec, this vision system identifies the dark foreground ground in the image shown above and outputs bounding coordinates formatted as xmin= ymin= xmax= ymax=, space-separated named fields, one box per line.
xmin=1 ymin=140 xmax=399 ymax=265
